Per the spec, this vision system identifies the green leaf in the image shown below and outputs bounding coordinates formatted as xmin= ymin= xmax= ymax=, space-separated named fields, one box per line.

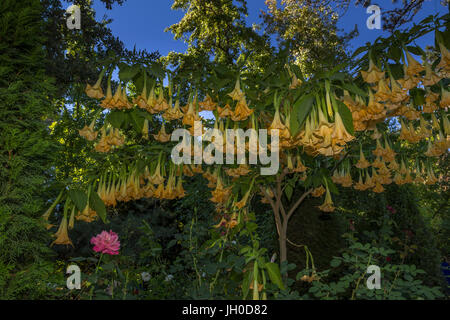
xmin=410 ymin=88 xmax=426 ymax=107
xmin=68 ymin=189 xmax=87 ymax=212
xmin=340 ymin=83 xmax=367 ymax=97
xmin=406 ymin=46 xmax=424 ymax=56
xmin=106 ymin=110 xmax=127 ymax=128
xmin=326 ymin=178 xmax=339 ymax=195
xmin=290 ymin=110 xmax=300 ymax=137
xmin=265 ymin=262 xmax=285 ymax=291
xmin=389 ymin=63 xmax=404 ymax=79
xmin=352 ymin=45 xmax=368 ymax=58
xmin=130 ymin=109 xmax=145 ymax=132
xmin=242 ymin=269 xmax=253 ymax=300
xmin=388 ymin=45 xmax=402 ymax=62
xmin=89 ymin=190 xmax=107 ymax=223
xmin=337 ymin=100 xmax=354 ymax=135
xmin=293 ymin=94 xmax=315 ymax=129
xmin=101 ymin=262 xmax=115 ymax=271
xmin=330 ymin=72 xmax=346 ymax=81
xmin=149 ymin=62 xmax=165 ymax=79
xmin=118 ymin=63 xmax=139 ymax=82
xmin=330 ymin=259 xmax=341 ymax=267
xmin=284 ymin=184 xmax=293 ymax=201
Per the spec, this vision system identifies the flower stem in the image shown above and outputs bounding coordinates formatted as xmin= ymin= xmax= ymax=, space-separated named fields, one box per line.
xmin=89 ymin=253 xmax=103 ymax=300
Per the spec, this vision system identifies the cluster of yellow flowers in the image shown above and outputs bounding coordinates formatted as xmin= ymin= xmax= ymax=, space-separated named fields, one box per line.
xmin=95 ymin=162 xmax=187 ymax=210
xmin=94 ymin=126 xmax=125 ymax=153
xmin=344 ymin=149 xmax=440 ymax=194
xmin=85 ymin=75 xmax=134 ymax=110
xmin=343 ymin=44 xmax=450 ymax=135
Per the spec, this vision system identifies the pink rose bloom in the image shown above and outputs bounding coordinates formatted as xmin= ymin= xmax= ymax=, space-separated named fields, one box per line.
xmin=90 ymin=230 xmax=120 ymax=255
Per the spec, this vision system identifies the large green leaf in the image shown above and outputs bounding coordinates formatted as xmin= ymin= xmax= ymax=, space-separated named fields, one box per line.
xmin=410 ymin=88 xmax=426 ymax=107
xmin=326 ymin=177 xmax=339 ymax=195
xmin=406 ymin=46 xmax=425 ymax=56
xmin=89 ymin=189 xmax=107 ymax=223
xmin=118 ymin=63 xmax=139 ymax=82
xmin=339 ymin=83 xmax=367 ymax=97
xmin=293 ymin=94 xmax=315 ymax=131
xmin=389 ymin=63 xmax=404 ymax=79
xmin=149 ymin=62 xmax=165 ymax=79
xmin=130 ymin=109 xmax=145 ymax=132
xmin=388 ymin=45 xmax=402 ymax=62
xmin=68 ymin=189 xmax=87 ymax=212
xmin=337 ymin=100 xmax=354 ymax=135
xmin=106 ymin=110 xmax=128 ymax=128
xmin=265 ymin=262 xmax=285 ymax=291
xmin=242 ymin=269 xmax=253 ymax=300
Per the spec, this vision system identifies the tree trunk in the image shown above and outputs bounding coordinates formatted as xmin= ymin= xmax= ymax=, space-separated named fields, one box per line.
xmin=279 ymin=220 xmax=289 ymax=279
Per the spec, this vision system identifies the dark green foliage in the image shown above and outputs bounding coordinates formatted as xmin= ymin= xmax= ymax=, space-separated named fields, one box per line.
xmin=0 ymin=0 xmax=60 ymax=299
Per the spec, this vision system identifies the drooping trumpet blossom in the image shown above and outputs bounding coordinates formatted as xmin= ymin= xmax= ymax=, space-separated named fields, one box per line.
xmin=231 ymin=97 xmax=254 ymax=121
xmin=153 ymin=122 xmax=171 ymax=143
xmin=85 ymin=69 xmax=106 ymax=99
xmin=210 ymin=175 xmax=232 ymax=204
xmin=436 ymin=42 xmax=450 ymax=77
xmin=405 ymin=50 xmax=424 ymax=77
xmin=440 ymin=87 xmax=450 ymax=109
xmin=51 ymin=214 xmax=73 ymax=247
xmin=318 ymin=184 xmax=335 ymax=212
xmin=101 ymin=76 xmax=114 ymax=109
xmin=79 ymin=118 xmax=98 ymax=141
xmin=217 ymin=103 xmax=233 ymax=118
xmin=422 ymin=62 xmax=442 ymax=87
xmin=134 ymin=75 xmax=150 ymax=110
xmin=228 ymin=78 xmax=245 ymax=101
xmin=361 ymin=58 xmax=385 ymax=84
xmin=355 ymin=146 xmax=370 ymax=169
xmin=153 ymin=87 xmax=169 ymax=112
xmin=198 ymin=94 xmax=217 ymax=111
xmin=311 ymin=185 xmax=325 ymax=197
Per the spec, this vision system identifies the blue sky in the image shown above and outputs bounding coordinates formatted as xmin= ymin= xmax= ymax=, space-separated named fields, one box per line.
xmin=86 ymin=0 xmax=447 ymax=57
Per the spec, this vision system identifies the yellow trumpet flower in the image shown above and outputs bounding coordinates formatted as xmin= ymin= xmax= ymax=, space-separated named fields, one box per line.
xmin=153 ymin=123 xmax=171 ymax=143
xmin=51 ymin=215 xmax=73 ymax=247
xmin=199 ymin=94 xmax=217 ymax=111
xmin=150 ymin=162 xmax=165 ymax=185
xmin=361 ymin=58 xmax=385 ymax=83
xmin=355 ymin=147 xmax=370 ymax=169
xmin=217 ymin=104 xmax=233 ymax=118
xmin=85 ymin=69 xmax=105 ymax=99
xmin=422 ymin=62 xmax=442 ymax=87
xmin=405 ymin=50 xmax=424 ymax=77
xmin=79 ymin=119 xmax=98 ymax=141
xmin=440 ymin=87 xmax=450 ymax=109
xmin=318 ymin=185 xmax=335 ymax=212
xmin=436 ymin=42 xmax=450 ymax=75
xmin=100 ymin=78 xmax=114 ymax=109
xmin=311 ymin=186 xmax=326 ymax=197
xmin=231 ymin=97 xmax=254 ymax=121
xmin=331 ymin=111 xmax=355 ymax=145
xmin=228 ymin=78 xmax=245 ymax=101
